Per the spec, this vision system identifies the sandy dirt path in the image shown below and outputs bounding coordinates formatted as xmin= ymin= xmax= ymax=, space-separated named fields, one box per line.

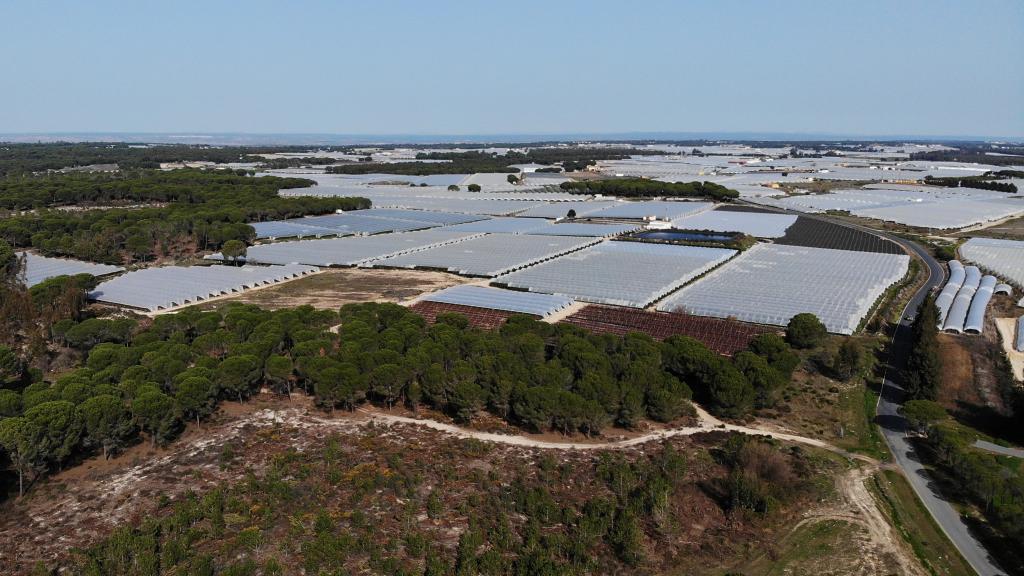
xmin=356 ymin=406 xmax=923 ymax=574
xmin=0 ymin=401 xmax=923 ymax=575
xmin=358 ymin=405 xmax=845 ymax=455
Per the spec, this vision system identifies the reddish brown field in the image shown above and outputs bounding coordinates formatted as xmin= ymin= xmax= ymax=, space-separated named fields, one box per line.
xmin=408 ymin=300 xmax=531 ymax=329
xmin=561 ymin=305 xmax=775 ymax=356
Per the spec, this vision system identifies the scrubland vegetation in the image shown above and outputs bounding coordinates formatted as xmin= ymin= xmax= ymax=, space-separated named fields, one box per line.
xmin=47 ymin=428 xmax=823 ymax=576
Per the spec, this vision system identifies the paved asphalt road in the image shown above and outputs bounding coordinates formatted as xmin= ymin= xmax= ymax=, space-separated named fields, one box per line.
xmin=748 ymin=203 xmax=1008 ymax=575
xmin=973 ymin=439 xmax=1024 ymax=459
xmin=874 ymin=232 xmax=1006 ymax=576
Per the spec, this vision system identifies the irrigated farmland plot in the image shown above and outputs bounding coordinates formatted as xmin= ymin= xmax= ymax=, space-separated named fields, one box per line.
xmin=670 ymin=210 xmax=797 ymax=238
xmin=19 ymin=252 xmax=124 ymax=287
xmin=960 ymin=237 xmax=1024 ymax=288
xmin=377 ymin=233 xmax=600 ymax=277
xmin=251 ymin=212 xmax=436 ymax=239
xmin=588 ymin=200 xmax=713 ymax=220
xmin=561 ymin=305 xmax=773 ymax=356
xmin=420 ymin=285 xmax=575 ymax=317
xmin=774 ymin=217 xmax=905 ymax=254
xmin=658 ymin=243 xmax=910 ymax=334
xmin=497 ymin=241 xmax=736 ymax=307
xmin=237 ymin=229 xmax=482 ymax=266
xmin=191 ymin=268 xmax=469 ymax=311
xmin=90 ymin=264 xmax=319 ymax=312
xmin=408 ymin=300 xmax=525 ymax=329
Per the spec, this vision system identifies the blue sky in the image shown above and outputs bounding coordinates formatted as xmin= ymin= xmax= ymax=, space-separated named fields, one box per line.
xmin=0 ymin=0 xmax=1021 ymax=138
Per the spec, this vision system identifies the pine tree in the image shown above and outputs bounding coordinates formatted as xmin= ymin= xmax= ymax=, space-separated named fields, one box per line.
xmin=903 ymin=295 xmax=943 ymax=400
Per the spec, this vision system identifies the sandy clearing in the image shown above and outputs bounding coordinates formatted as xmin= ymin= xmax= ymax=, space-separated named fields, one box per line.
xmin=994 ymin=317 xmax=1023 ymax=381
xmin=190 ymin=267 xmax=470 ymax=311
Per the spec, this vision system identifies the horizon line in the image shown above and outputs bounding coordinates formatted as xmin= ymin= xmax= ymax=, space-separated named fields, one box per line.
xmin=1 ymin=130 xmax=1022 ymax=146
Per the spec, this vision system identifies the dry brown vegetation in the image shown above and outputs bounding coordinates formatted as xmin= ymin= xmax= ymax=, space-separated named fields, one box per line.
xmin=936 ymin=324 xmax=1013 ymax=418
xmin=0 ymin=394 xmax=924 ymax=575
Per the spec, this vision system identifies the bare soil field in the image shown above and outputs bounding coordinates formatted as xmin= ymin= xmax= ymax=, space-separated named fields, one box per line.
xmin=937 ymin=296 xmax=1022 ymax=411
xmin=936 ymin=333 xmax=1008 ymax=416
xmin=189 ymin=267 xmax=469 ymax=311
xmin=994 ymin=318 xmax=1024 ymax=381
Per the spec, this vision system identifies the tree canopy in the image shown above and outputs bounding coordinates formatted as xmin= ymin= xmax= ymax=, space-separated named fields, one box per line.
xmin=0 ymin=301 xmax=797 ymax=496
xmin=903 ymin=296 xmax=942 ymax=400
xmin=0 ymin=170 xmax=369 ymax=263
xmin=560 ymin=179 xmax=739 ymax=201
xmin=785 ymin=313 xmax=827 ymax=349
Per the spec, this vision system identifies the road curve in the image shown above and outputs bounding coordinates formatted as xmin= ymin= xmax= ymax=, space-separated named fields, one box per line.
xmin=875 ymin=232 xmax=1006 ymax=576
xmin=750 ymin=202 xmax=1006 ymax=575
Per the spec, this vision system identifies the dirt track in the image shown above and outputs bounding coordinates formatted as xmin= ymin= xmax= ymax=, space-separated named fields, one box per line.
xmin=359 ymin=405 xmax=842 ymax=453
xmin=0 ymin=399 xmax=925 ymax=574
xmin=358 ymin=406 xmax=923 ymax=575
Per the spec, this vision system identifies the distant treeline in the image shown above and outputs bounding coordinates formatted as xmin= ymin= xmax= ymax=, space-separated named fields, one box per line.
xmin=0 ymin=142 xmax=358 ymax=176
xmin=383 ymin=140 xmax=938 ymax=152
xmin=416 ymin=147 xmax=664 ymax=165
xmin=0 ymin=170 xmax=367 ymax=263
xmin=328 ymin=158 xmax=518 ymax=176
xmin=257 ymin=157 xmax=348 ymax=170
xmin=560 ymin=179 xmax=740 ymax=201
xmin=0 ymin=169 xmax=312 ymax=210
xmin=923 ymin=175 xmax=1018 ymax=193
xmin=910 ymin=149 xmax=1024 ymax=166
xmin=326 ymin=147 xmax=669 ymax=176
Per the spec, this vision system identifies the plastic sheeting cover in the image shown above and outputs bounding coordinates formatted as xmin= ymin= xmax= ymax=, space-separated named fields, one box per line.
xmin=378 ymin=233 xmax=600 ymax=277
xmin=961 ymin=237 xmax=1024 ymax=289
xmin=1016 ymin=316 xmax=1024 ymax=352
xmin=943 ymin=266 xmax=982 ymax=333
xmin=499 ymin=241 xmax=736 ymax=308
xmin=658 ymin=243 xmax=910 ymax=335
xmin=19 ymin=252 xmax=124 ymax=288
xmin=935 ymin=260 xmax=966 ymax=326
xmin=421 ymin=285 xmax=575 ymax=317
xmin=90 ymin=264 xmax=318 ymax=312
xmin=964 ymin=276 xmax=997 ymax=334
xmin=240 ymin=229 xmax=482 ymax=267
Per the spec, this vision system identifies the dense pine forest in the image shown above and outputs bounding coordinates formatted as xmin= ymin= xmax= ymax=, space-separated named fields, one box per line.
xmin=0 ymin=170 xmax=368 ymax=263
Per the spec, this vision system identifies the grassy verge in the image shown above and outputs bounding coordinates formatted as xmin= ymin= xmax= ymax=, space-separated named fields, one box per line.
xmin=869 ymin=469 xmax=974 ymax=576
xmin=736 ymin=519 xmax=859 ymax=575
xmin=818 ymin=380 xmax=888 ymax=461
xmin=841 ymin=383 xmax=888 ymax=460
xmin=859 ymin=256 xmax=923 ymax=334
